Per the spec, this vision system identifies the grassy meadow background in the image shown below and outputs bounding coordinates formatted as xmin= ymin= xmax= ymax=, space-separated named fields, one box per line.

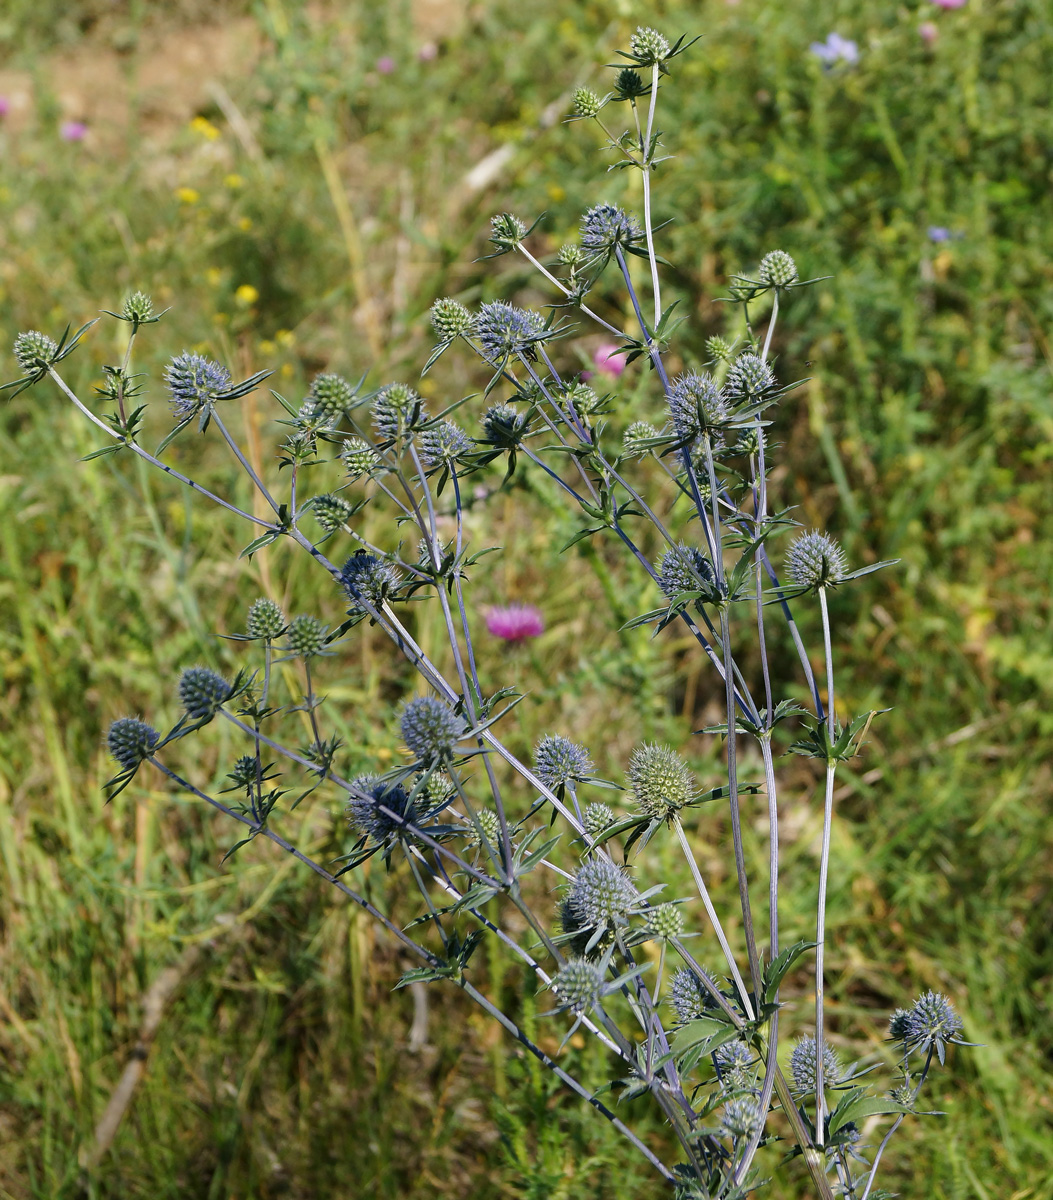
xmin=1 ymin=0 xmax=1052 ymax=1196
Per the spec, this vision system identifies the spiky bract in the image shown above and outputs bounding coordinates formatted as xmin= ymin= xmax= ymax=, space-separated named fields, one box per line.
xmin=580 ymin=204 xmax=641 ymax=256
xmin=476 ymin=301 xmax=545 ymax=361
xmin=627 ymin=743 xmax=696 ymax=818
xmin=420 ymin=419 xmax=472 ymax=466
xmin=107 ymin=718 xmax=159 ymax=770
xmin=551 ymin=958 xmax=605 ymax=1013
xmin=786 ymin=531 xmax=848 ymax=590
xmin=308 ymin=373 xmax=355 ymax=419
xmin=13 ymin=330 xmax=58 ymax=373
xmin=482 ymin=403 xmax=527 ymax=448
xmin=347 ymin=775 xmax=419 ymax=843
xmin=719 ymin=1097 xmax=763 ymax=1141
xmin=373 ymin=382 xmax=426 ymax=441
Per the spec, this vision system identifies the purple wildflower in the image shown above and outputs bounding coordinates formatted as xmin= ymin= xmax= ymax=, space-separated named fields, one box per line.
xmin=810 ymin=33 xmax=859 ymax=66
xmin=592 ymin=343 xmax=625 ymax=378
xmin=0 ymin=97 xmax=10 ymax=119
xmin=60 ymin=120 xmax=87 ymax=142
xmin=485 ymin=604 xmax=544 ymax=643
xmin=376 ymin=56 xmax=395 ymax=75
xmin=927 ymin=226 xmax=952 ymax=243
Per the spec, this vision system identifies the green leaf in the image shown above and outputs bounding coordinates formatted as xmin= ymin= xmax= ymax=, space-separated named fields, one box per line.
xmin=81 ymin=442 xmax=126 ymax=461
xmin=763 ymin=939 xmax=817 ymax=1004
xmin=828 ymin=1091 xmax=916 ymax=1134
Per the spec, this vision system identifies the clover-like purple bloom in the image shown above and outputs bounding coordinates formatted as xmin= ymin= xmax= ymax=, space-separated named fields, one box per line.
xmin=485 ymin=604 xmax=544 ymax=643
xmin=810 ymin=33 xmax=859 ymax=66
xmin=60 ymin=120 xmax=87 ymax=142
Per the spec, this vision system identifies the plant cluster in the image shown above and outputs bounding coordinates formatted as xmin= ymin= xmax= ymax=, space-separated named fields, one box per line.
xmin=5 ymin=26 xmax=973 ymax=1198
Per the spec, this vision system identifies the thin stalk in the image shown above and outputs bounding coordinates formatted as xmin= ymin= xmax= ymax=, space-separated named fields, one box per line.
xmin=761 ymin=290 xmax=779 ymax=362
xmin=672 ymin=816 xmax=754 ymax=1020
xmin=210 ymin=409 xmax=282 ymax=515
xmin=814 ymin=585 xmax=837 ymax=1144
xmin=858 ymin=1047 xmax=935 ymax=1200
xmin=516 ymin=244 xmax=625 ymax=339
xmin=641 ymin=62 xmax=662 ymax=327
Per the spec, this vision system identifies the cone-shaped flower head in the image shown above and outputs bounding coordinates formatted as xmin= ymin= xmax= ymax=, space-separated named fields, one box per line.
xmin=566 ymin=856 xmax=639 ymax=931
xmin=627 ymin=743 xmax=696 ymax=818
xmin=178 ymin=667 xmax=230 ymax=720
xmin=308 ymin=373 xmax=355 ymax=419
xmin=13 ymin=330 xmax=58 ymax=373
xmin=656 ymin=544 xmax=713 ymax=601
xmin=341 ymin=436 xmax=380 ymax=480
xmin=714 ymin=1039 xmax=756 ymax=1090
xmin=583 ymin=802 xmax=615 ymax=838
xmin=107 ymin=718 xmax=159 ymax=770
xmin=247 ymin=597 xmax=285 ymax=640
xmin=904 ymin=991 xmax=964 ymax=1060
xmin=786 ymin=531 xmax=848 ymax=590
xmin=465 ymin=806 xmax=502 ymax=848
xmin=476 ymin=301 xmax=545 ymax=361
xmin=286 ymin=614 xmax=327 ymax=659
xmin=668 ymin=371 xmax=728 ymax=439
xmin=534 ymin=735 xmax=592 ymax=789
xmin=430 ymin=297 xmax=475 ymax=341
xmin=758 ymin=250 xmax=798 ymax=288
xmin=347 ymin=775 xmax=418 ymax=843
xmin=573 ymin=87 xmax=601 ymax=118
xmin=420 ymin=418 xmax=472 ymax=466
xmin=551 ymin=958 xmax=605 ymax=1013
xmin=341 ymin=552 xmax=402 ymax=613
xmin=790 ymin=1037 xmax=842 ymax=1095
xmin=312 ymin=493 xmax=354 ymax=534
xmin=580 ymin=203 xmax=641 ymax=257
xmin=648 ymin=903 xmax=684 ymax=941
xmin=622 ymin=420 xmax=659 ymax=458
xmin=670 ymin=966 xmax=718 ymax=1022
xmin=724 ymin=353 xmax=775 ymax=405
xmin=719 ymin=1098 xmax=763 ymax=1141
xmin=164 ymin=352 xmax=231 ymax=419
xmin=399 ymin=696 xmax=467 ymax=762
xmin=482 ymin=402 xmax=527 ymax=448
xmin=630 ymin=25 xmax=670 ymax=65
xmin=123 ymin=291 xmax=154 ymax=323
xmin=372 ymin=382 xmax=426 ymax=441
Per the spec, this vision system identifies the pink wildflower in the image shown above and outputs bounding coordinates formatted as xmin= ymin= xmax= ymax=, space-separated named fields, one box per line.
xmin=60 ymin=121 xmax=87 ymax=142
xmin=485 ymin=604 xmax=544 ymax=643
xmin=919 ymin=21 xmax=939 ymax=44
xmin=933 ymin=0 xmax=965 ymax=7
xmin=592 ymin=343 xmax=625 ymax=378
xmin=376 ymin=56 xmax=395 ymax=75
xmin=0 ymin=97 xmax=10 ymax=119
xmin=418 ymin=42 xmax=438 ymax=62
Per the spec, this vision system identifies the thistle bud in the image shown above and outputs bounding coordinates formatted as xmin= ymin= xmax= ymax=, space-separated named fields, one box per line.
xmin=786 ymin=531 xmax=848 ymax=590
xmin=399 ymin=695 xmax=467 ymax=762
xmin=668 ymin=371 xmax=728 ymax=438
xmin=630 ymin=26 xmax=670 ymax=66
xmin=430 ymin=297 xmax=475 ymax=341
xmin=534 ymin=734 xmax=593 ymax=788
xmin=341 ymin=552 xmax=402 ymax=613
xmin=557 ymin=243 xmax=585 ymax=267
xmin=107 ymin=717 xmax=159 ymax=770
xmin=627 ymin=743 xmax=696 ymax=818
xmin=476 ymin=302 xmax=545 ymax=361
xmin=312 ymin=493 xmax=354 ymax=533
xmin=551 ymin=958 xmax=605 ymax=1012
xmin=286 ymin=614 xmax=327 ymax=659
xmin=622 ymin=420 xmax=659 ymax=458
xmin=705 ymin=335 xmax=733 ymax=363
xmin=309 ymin=373 xmax=356 ymax=419
xmin=724 ymin=353 xmax=775 ymax=404
xmin=247 ymin=597 xmax=285 ymax=640
xmin=573 ymin=87 xmax=601 ymax=118
xmin=719 ymin=1098 xmax=762 ymax=1141
xmin=13 ymin=330 xmax=58 ymax=374
xmin=580 ymin=204 xmax=641 ymax=256
xmin=648 ymin=903 xmax=684 ymax=941
xmin=122 ymin=291 xmax=154 ymax=323
xmin=178 ymin=667 xmax=231 ymax=720
xmin=490 ymin=212 xmax=527 ymax=251
xmin=758 ymin=250 xmax=798 ymax=288
xmin=583 ymin=801 xmax=615 ymax=837
xmin=373 ymin=382 xmax=426 ymax=441
xmin=790 ymin=1037 xmax=841 ymax=1095
xmin=466 ymin=806 xmax=503 ymax=848
xmin=341 ymin=436 xmax=380 ymax=480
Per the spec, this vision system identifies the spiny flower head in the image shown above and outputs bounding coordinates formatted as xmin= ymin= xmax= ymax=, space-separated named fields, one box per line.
xmin=614 ymin=67 xmax=648 ymax=101
xmin=786 ymin=531 xmax=848 ymax=590
xmin=534 ymin=734 xmax=592 ymax=788
xmin=888 ymin=1008 xmax=912 ymax=1041
xmin=420 ymin=418 xmax=472 ymax=466
xmin=623 ymin=420 xmax=659 ymax=458
xmin=312 ymin=493 xmax=354 ymax=533
xmin=347 ymin=774 xmax=419 ymax=843
xmin=724 ymin=353 xmax=775 ymax=404
xmin=476 ymin=301 xmax=545 ymax=361
xmin=13 ymin=330 xmax=58 ymax=374
xmin=903 ymin=991 xmax=964 ymax=1061
xmin=583 ymin=802 xmax=615 ymax=837
xmin=670 ymin=967 xmax=717 ymax=1023
xmin=573 ymin=87 xmax=601 ymax=118
xmin=715 ymin=1041 xmax=757 ymax=1093
xmin=178 ymin=666 xmax=230 ymax=720
xmin=465 ymin=806 xmax=502 ymax=848
xmin=246 ymin=597 xmax=285 ymax=640
xmin=122 ymin=291 xmax=154 ymax=323
xmin=482 ymin=402 xmax=527 ymax=448
xmin=164 ymin=352 xmax=231 ymax=419
xmin=758 ymin=250 xmax=798 ymax=288
xmin=340 ymin=552 xmax=402 ymax=613
xmin=373 ymin=382 xmax=426 ymax=441
xmin=341 ymin=436 xmax=381 ymax=480
xmin=308 ymin=373 xmax=356 ymax=419
xmin=228 ymin=755 xmax=260 ymax=789
xmin=790 ymin=1037 xmax=842 ymax=1095
xmin=490 ymin=212 xmax=527 ymax=251
xmin=627 ymin=743 xmax=696 ymax=818
xmin=668 ymin=371 xmax=728 ymax=438
xmin=630 ymin=26 xmax=670 ymax=65
xmin=580 ymin=203 xmax=641 ymax=256
xmin=399 ymin=695 xmax=467 ymax=762
xmin=558 ymin=242 xmax=585 ymax=267
xmin=705 ymin=335 xmax=734 ymax=363
xmin=430 ymin=297 xmax=475 ymax=341
xmin=563 ymin=381 xmax=603 ymax=418
xmin=657 ymin=544 xmax=713 ymax=601
xmin=286 ymin=614 xmax=327 ymax=659
xmin=107 ymin=718 xmax=159 ymax=770
xmin=566 ymin=856 xmax=639 ymax=930
xmin=719 ymin=1097 xmax=763 ymax=1141
xmin=647 ymin=903 xmax=684 ymax=941
xmin=551 ymin=958 xmax=605 ymax=1013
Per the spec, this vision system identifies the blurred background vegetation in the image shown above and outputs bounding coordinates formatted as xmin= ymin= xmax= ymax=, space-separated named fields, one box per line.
xmin=1 ymin=0 xmax=1051 ymax=1196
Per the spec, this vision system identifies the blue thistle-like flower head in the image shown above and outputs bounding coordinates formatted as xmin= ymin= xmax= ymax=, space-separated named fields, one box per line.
xmin=580 ymin=204 xmax=641 ymax=257
xmin=903 ymin=991 xmax=964 ymax=1062
xmin=420 ymin=419 xmax=472 ymax=466
xmin=786 ymin=531 xmax=848 ymax=591
xmin=431 ymin=297 xmax=476 ymax=341
xmin=372 ymin=382 xmax=427 ymax=441
xmin=627 ymin=743 xmax=696 ymax=818
xmin=340 ymin=552 xmax=402 ymax=614
xmin=107 ymin=717 xmax=159 ymax=770
xmin=482 ymin=402 xmax=527 ymax=448
xmin=476 ymin=301 xmax=545 ymax=362
xmin=714 ymin=1039 xmax=756 ymax=1091
xmin=308 ymin=373 xmax=355 ymax=419
xmin=789 ymin=1037 xmax=841 ymax=1096
xmin=719 ymin=1097 xmax=763 ymax=1141
xmin=656 ymin=544 xmax=714 ymax=601
xmin=566 ymin=856 xmax=639 ymax=931
xmin=164 ymin=352 xmax=232 ymax=420
xmin=670 ymin=966 xmax=719 ymax=1022
xmin=758 ymin=250 xmax=798 ymax=288
xmin=724 ymin=353 xmax=775 ymax=404
xmin=347 ymin=775 xmax=419 ymax=843
xmin=286 ymin=614 xmax=327 ymax=659
xmin=178 ymin=666 xmax=231 ymax=721
xmin=668 ymin=371 xmax=728 ymax=439
xmin=534 ymin=734 xmax=593 ymax=789
xmin=551 ymin=958 xmax=606 ymax=1013
xmin=399 ymin=696 xmax=467 ymax=762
